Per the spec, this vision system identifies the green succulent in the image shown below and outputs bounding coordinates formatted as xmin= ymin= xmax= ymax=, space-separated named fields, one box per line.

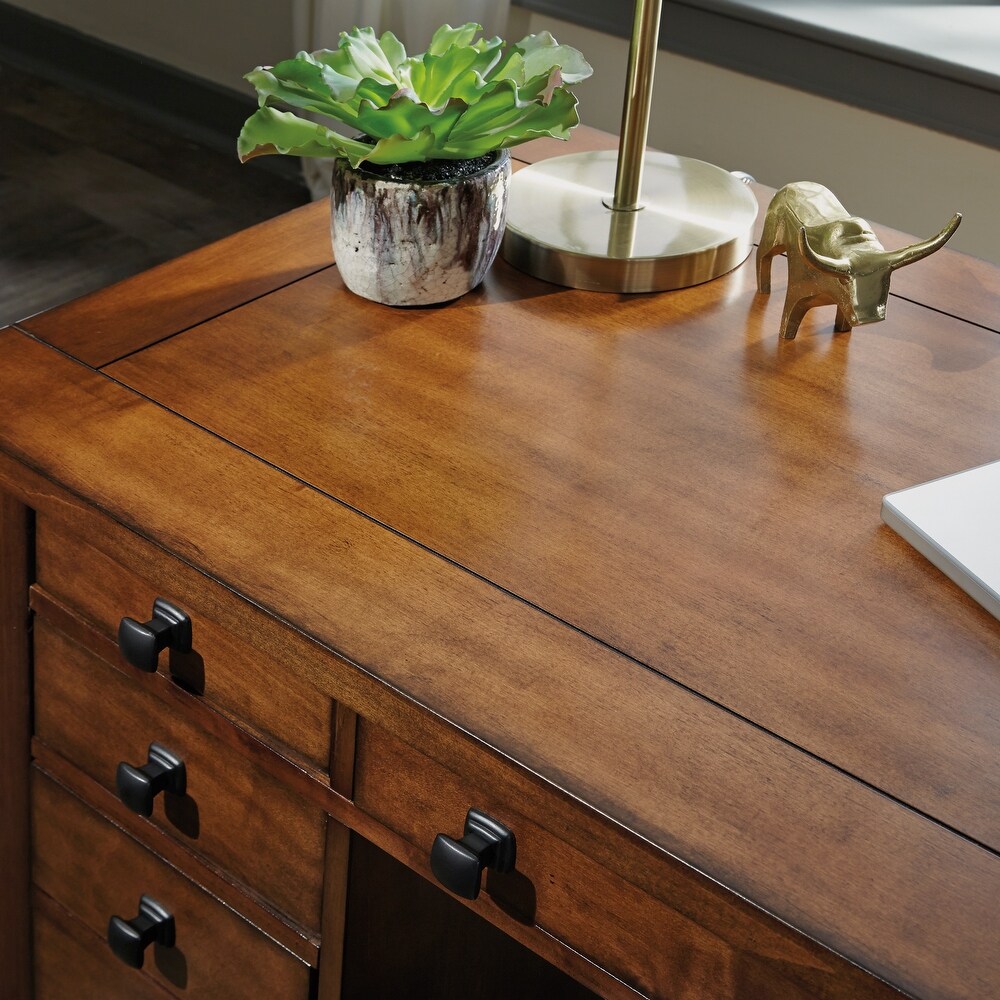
xmin=237 ymin=23 xmax=592 ymax=168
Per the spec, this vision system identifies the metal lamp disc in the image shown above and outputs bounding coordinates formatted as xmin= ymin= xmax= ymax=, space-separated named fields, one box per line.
xmin=501 ymin=150 xmax=758 ymax=293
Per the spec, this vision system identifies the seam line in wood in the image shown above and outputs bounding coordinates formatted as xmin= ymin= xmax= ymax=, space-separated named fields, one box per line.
xmin=11 ymin=263 xmax=334 ymax=371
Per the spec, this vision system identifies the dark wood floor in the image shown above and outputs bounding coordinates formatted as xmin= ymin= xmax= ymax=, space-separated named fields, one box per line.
xmin=1 ymin=64 xmax=310 ymax=328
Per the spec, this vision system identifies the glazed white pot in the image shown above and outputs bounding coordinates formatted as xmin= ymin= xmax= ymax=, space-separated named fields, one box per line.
xmin=330 ymin=150 xmax=511 ymax=306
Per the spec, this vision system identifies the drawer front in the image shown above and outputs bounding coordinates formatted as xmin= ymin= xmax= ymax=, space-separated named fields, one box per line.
xmin=32 ymin=767 xmax=314 ymax=999
xmin=354 ymin=722 xmax=738 ymax=1000
xmin=34 ymin=889 xmax=173 ymax=1000
xmin=34 ymin=618 xmax=327 ymax=931
xmin=35 ymin=515 xmax=331 ymax=773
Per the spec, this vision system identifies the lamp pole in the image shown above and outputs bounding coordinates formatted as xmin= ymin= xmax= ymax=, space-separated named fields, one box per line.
xmin=612 ymin=0 xmax=663 ymax=213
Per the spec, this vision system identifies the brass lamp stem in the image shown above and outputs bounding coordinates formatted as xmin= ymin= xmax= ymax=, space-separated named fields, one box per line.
xmin=612 ymin=0 xmax=663 ymax=212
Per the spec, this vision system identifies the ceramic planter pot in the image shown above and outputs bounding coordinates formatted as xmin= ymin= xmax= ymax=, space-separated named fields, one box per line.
xmin=330 ymin=150 xmax=511 ymax=306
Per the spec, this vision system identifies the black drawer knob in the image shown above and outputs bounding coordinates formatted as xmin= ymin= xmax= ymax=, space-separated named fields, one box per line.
xmin=118 ymin=597 xmax=192 ymax=672
xmin=107 ymin=895 xmax=175 ymax=969
xmin=430 ymin=808 xmax=516 ymax=900
xmin=117 ymin=742 xmax=186 ymax=817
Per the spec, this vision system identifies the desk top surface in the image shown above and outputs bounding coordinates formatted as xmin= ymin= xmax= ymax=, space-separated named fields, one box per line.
xmin=4 ymin=128 xmax=999 ymax=999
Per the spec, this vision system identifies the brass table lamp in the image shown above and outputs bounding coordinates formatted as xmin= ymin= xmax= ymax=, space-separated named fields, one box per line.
xmin=502 ymin=0 xmax=758 ymax=293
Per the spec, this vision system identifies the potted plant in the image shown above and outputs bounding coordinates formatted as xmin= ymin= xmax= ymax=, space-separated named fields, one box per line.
xmin=238 ymin=23 xmax=591 ymax=306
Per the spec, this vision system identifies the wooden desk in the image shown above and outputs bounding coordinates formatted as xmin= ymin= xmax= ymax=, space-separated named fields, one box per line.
xmin=1 ymin=130 xmax=998 ymax=999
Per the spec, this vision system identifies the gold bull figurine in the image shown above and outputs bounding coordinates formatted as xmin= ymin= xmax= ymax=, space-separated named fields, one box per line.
xmin=757 ymin=182 xmax=961 ymax=340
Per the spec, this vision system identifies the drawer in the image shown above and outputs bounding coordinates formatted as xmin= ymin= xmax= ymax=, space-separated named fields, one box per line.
xmin=35 ymin=515 xmax=331 ymax=773
xmin=34 ymin=617 xmax=327 ymax=931
xmin=31 ymin=766 xmax=314 ymax=999
xmin=354 ymin=723 xmax=736 ymax=1000
xmin=34 ymin=889 xmax=173 ymax=1000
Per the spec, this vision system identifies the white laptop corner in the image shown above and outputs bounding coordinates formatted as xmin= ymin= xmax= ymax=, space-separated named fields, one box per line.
xmin=881 ymin=460 xmax=1000 ymax=623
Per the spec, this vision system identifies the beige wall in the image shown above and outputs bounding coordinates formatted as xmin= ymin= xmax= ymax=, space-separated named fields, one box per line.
xmin=11 ymin=0 xmax=1000 ymax=262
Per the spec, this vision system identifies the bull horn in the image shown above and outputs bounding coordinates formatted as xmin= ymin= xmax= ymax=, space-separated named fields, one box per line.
xmin=797 ymin=227 xmax=851 ymax=275
xmin=886 ymin=213 xmax=962 ymax=271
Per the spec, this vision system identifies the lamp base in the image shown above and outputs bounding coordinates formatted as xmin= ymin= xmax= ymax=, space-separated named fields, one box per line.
xmin=501 ymin=150 xmax=758 ymax=293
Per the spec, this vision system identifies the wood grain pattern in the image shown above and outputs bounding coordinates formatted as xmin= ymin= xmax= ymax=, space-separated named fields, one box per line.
xmin=355 ymin=721 xmax=900 ymax=1000
xmin=31 ymin=766 xmax=314 ymax=998
xmin=0 ymin=332 xmax=993 ymax=999
xmin=33 ymin=616 xmax=327 ymax=932
xmin=0 ymin=492 xmax=31 ymax=1000
xmin=35 ymin=515 xmax=332 ymax=773
xmin=105 ymin=251 xmax=1000 ymax=851
xmin=34 ymin=889 xmax=175 ymax=1000
xmin=17 ymin=200 xmax=331 ymax=367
